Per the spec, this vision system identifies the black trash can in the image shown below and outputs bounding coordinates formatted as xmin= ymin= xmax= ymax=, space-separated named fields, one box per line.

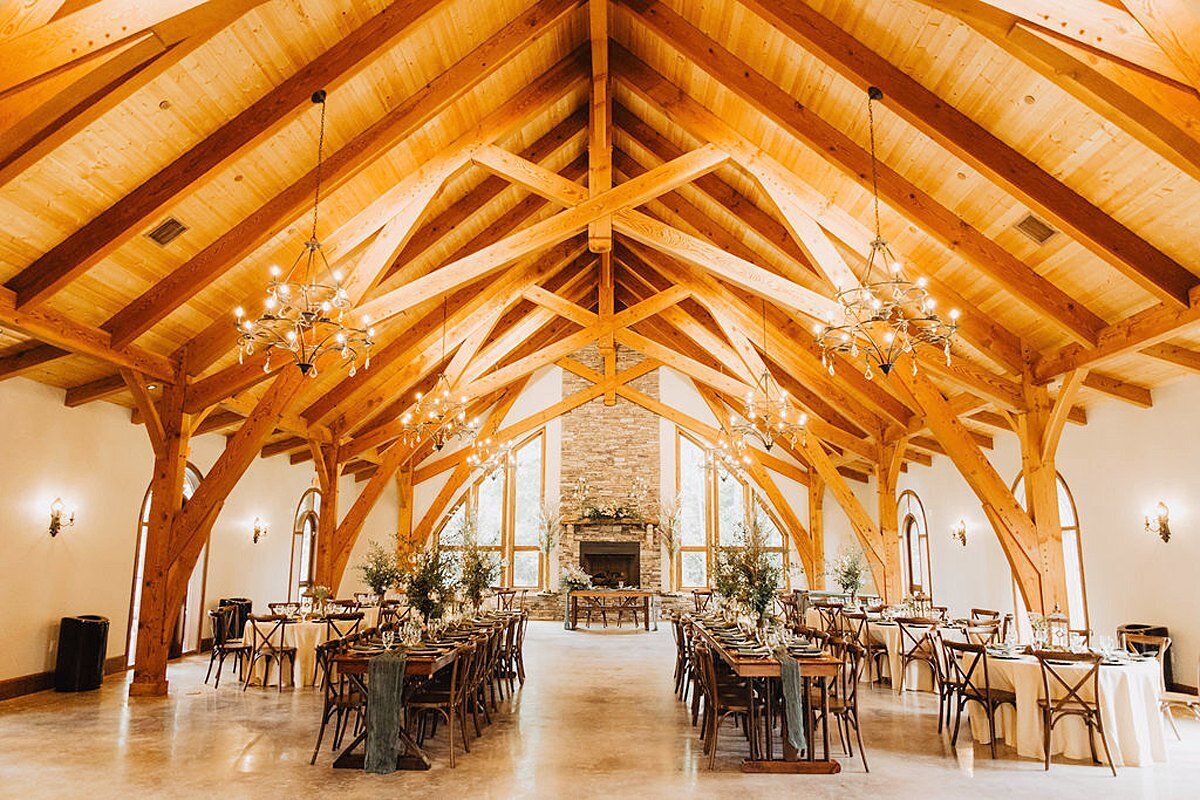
xmin=218 ymin=597 xmax=253 ymax=636
xmin=1117 ymin=623 xmax=1173 ymax=687
xmin=54 ymin=615 xmax=110 ymax=692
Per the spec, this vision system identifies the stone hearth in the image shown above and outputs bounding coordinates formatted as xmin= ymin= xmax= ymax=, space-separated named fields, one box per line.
xmin=562 ymin=520 xmax=659 ymax=590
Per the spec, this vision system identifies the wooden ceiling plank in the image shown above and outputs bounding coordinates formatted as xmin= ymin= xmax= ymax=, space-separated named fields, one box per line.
xmin=734 ymin=0 xmax=1194 ymax=305
xmin=1122 ymin=0 xmax=1200 ymax=91
xmin=7 ymin=0 xmax=448 ymax=308
xmin=0 ymin=342 xmax=69 ymax=380
xmin=613 ymin=26 xmax=1108 ymax=344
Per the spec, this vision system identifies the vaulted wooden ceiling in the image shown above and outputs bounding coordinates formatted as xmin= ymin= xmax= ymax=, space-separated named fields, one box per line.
xmin=2 ymin=0 xmax=1200 ymax=490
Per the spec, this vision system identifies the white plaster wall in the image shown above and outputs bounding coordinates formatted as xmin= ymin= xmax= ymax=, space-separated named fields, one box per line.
xmin=335 ymin=478 xmax=399 ymax=598
xmin=0 ymin=378 xmax=320 ymax=681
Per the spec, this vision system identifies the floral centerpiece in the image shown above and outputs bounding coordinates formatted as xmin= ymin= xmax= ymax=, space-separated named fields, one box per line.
xmin=355 ymin=534 xmax=406 ymax=601
xmin=457 ymin=511 xmax=500 ymax=612
xmin=828 ymin=544 xmax=867 ymax=600
xmin=713 ymin=513 xmax=781 ymax=629
xmin=404 ymin=544 xmax=454 ymax=623
xmin=301 ymin=584 xmax=331 ymax=616
xmin=560 ymin=563 xmax=593 ymax=592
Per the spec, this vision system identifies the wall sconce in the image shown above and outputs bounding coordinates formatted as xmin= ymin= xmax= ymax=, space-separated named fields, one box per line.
xmin=1145 ymin=502 xmax=1171 ymax=543
xmin=49 ymin=497 xmax=75 ymax=537
xmin=252 ymin=517 xmax=268 ymax=544
xmin=951 ymin=519 xmax=967 ymax=547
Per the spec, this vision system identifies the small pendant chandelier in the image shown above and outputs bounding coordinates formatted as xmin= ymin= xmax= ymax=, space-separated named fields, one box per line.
xmin=816 ymin=87 xmax=958 ymax=380
xmin=235 ymin=89 xmax=374 ymax=378
xmin=400 ymin=300 xmax=479 ymax=450
xmin=467 ymin=435 xmax=510 ymax=478
xmin=727 ymin=301 xmax=807 ymax=452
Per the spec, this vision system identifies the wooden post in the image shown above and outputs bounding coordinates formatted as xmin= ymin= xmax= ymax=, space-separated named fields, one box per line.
xmin=397 ymin=461 xmax=414 ymax=542
xmin=311 ymin=439 xmax=341 ymax=591
xmin=808 ymin=473 xmax=825 ymax=589
xmin=128 ymin=376 xmax=190 ymax=697
xmin=874 ymin=438 xmax=905 ymax=603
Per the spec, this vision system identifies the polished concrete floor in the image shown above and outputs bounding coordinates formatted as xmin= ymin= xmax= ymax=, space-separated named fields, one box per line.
xmin=2 ymin=622 xmax=1198 ymax=798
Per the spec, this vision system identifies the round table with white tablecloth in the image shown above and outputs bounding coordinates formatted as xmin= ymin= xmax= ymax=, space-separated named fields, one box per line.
xmin=241 ymin=607 xmax=381 ymax=688
xmin=965 ymin=655 xmax=1166 ymax=767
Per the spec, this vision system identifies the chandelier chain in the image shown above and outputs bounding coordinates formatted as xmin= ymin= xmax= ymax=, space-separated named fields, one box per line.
xmin=310 ymin=91 xmax=327 ymax=243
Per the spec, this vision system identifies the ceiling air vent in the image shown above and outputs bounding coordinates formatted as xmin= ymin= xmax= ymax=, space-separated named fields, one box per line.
xmin=1014 ymin=213 xmax=1056 ymax=245
xmin=146 ymin=217 xmax=187 ymax=246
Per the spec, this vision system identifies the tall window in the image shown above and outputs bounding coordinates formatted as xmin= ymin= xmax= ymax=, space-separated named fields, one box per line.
xmin=128 ymin=464 xmax=204 ymax=666
xmin=1012 ymin=471 xmax=1089 ymax=629
xmin=434 ymin=432 xmax=546 ymax=588
xmin=290 ymin=488 xmax=321 ymax=600
xmin=897 ymin=490 xmax=931 ymax=597
xmin=674 ymin=431 xmax=790 ymax=589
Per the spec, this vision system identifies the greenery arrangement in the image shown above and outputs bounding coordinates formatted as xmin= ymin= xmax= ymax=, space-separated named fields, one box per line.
xmin=457 ymin=510 xmax=500 ymax=611
xmin=560 ymin=563 xmax=593 ymax=592
xmin=355 ymin=534 xmax=406 ymax=598
xmin=828 ymin=544 xmax=867 ymax=597
xmin=404 ymin=544 xmax=455 ymax=623
xmin=713 ymin=513 xmax=781 ymax=628
xmin=302 ymin=584 xmax=331 ymax=605
xmin=538 ymin=500 xmax=561 ymax=556
xmin=582 ymin=503 xmax=641 ymax=521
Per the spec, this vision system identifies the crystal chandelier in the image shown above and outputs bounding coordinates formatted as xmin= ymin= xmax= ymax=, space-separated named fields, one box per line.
xmin=235 ymin=89 xmax=374 ymax=378
xmin=816 ymin=87 xmax=958 ymax=380
xmin=727 ymin=301 xmax=807 ymax=453
xmin=467 ymin=436 xmax=510 ymax=478
xmin=400 ymin=301 xmax=479 ymax=450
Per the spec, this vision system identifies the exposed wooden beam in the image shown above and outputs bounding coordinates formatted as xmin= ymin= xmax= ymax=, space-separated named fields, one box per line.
xmin=6 ymin=0 xmax=447 ymax=308
xmin=1141 ymin=341 xmax=1200 ymax=373
xmin=731 ymin=0 xmax=1195 ymax=305
xmin=587 ymin=0 xmax=612 ymax=251
xmin=1082 ymin=371 xmax=1153 ymax=408
xmin=0 ymin=342 xmax=67 ymax=380
xmin=612 ymin=40 xmax=1108 ymax=345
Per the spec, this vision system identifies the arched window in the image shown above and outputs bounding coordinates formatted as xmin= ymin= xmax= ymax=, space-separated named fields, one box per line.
xmin=433 ymin=431 xmax=545 ymax=588
xmin=290 ymin=488 xmax=321 ymax=600
xmin=673 ymin=430 xmax=790 ymax=589
xmin=1012 ymin=471 xmax=1089 ymax=629
xmin=897 ymin=490 xmax=931 ymax=597
xmin=128 ymin=463 xmax=204 ymax=666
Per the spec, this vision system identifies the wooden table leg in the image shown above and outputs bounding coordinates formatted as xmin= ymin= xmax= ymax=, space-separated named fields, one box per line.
xmin=644 ymin=596 xmax=650 ymax=630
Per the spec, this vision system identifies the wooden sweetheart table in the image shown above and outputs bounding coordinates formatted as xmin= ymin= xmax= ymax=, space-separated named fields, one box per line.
xmin=566 ymin=589 xmax=656 ymax=630
xmin=690 ymin=619 xmax=843 ymax=774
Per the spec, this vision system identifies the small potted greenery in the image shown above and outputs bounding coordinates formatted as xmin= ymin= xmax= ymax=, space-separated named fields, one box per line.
xmin=405 ymin=545 xmax=454 ymax=624
xmin=713 ymin=513 xmax=780 ymax=629
xmin=459 ymin=511 xmax=500 ymax=612
xmin=657 ymin=493 xmax=682 ymax=594
xmin=537 ymin=500 xmax=561 ymax=593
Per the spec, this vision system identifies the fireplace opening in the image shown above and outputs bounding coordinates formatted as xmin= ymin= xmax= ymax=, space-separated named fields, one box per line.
xmin=579 ymin=541 xmax=641 ymax=588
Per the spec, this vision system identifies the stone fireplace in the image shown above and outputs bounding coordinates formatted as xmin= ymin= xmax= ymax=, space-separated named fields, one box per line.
xmin=561 ymin=520 xmax=659 ymax=590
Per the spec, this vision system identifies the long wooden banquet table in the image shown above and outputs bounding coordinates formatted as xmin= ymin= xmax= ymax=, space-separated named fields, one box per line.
xmin=567 ymin=589 xmax=655 ymax=630
xmin=328 ymin=612 xmax=517 ymax=771
xmin=689 ymin=617 xmax=843 ymax=774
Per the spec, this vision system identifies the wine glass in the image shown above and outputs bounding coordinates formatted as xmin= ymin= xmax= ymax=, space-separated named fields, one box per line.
xmin=381 ymin=629 xmax=395 ymax=649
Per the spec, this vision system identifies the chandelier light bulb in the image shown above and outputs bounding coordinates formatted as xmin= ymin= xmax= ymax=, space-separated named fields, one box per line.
xmin=332 ymin=270 xmax=344 ymax=283
xmin=269 ymin=265 xmax=282 ymax=278
xmin=916 ymin=276 xmax=928 ymax=288
xmin=949 ymin=308 xmax=961 ymax=320
xmin=234 ymin=306 xmax=244 ymax=318
xmin=264 ymin=296 xmax=277 ymax=310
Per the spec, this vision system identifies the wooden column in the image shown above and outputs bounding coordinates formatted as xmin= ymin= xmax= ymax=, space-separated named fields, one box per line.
xmin=311 ymin=438 xmax=341 ymax=590
xmin=1014 ymin=365 xmax=1086 ymax=615
xmin=128 ymin=376 xmax=190 ymax=697
xmin=874 ymin=438 xmax=905 ymax=603
xmin=808 ymin=473 xmax=826 ymax=589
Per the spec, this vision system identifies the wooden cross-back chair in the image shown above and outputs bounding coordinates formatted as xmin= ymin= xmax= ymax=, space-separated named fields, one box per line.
xmin=894 ymin=617 xmax=940 ymax=693
xmin=1121 ymin=633 xmax=1180 ymax=739
xmin=1031 ymin=650 xmax=1117 ymax=776
xmin=942 ymin=640 xmax=1017 ymax=758
xmin=204 ymin=605 xmax=249 ymax=688
xmin=812 ymin=601 xmax=845 ymax=633
xmin=692 ymin=588 xmax=713 ymax=612
xmin=841 ymin=612 xmax=889 ymax=685
xmin=243 ymin=614 xmax=296 ymax=692
xmin=811 ymin=640 xmax=870 ymax=772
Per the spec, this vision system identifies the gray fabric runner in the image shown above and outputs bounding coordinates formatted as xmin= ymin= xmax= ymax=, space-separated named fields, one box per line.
xmin=773 ymin=648 xmax=807 ymax=754
xmin=364 ymin=650 xmax=407 ymax=774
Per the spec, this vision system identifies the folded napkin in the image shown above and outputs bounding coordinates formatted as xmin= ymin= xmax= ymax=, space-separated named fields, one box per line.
xmin=364 ymin=650 xmax=407 ymax=774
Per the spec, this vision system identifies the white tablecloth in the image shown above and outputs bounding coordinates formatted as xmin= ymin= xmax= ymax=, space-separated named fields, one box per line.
xmin=965 ymin=656 xmax=1166 ymax=767
xmin=805 ymin=609 xmax=936 ymax=692
xmin=241 ymin=607 xmax=381 ymax=688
